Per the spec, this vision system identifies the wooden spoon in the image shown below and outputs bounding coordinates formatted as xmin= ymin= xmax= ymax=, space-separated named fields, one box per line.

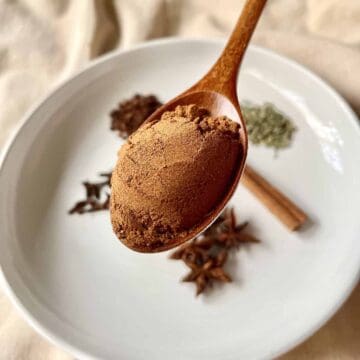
xmin=132 ymin=0 xmax=267 ymax=251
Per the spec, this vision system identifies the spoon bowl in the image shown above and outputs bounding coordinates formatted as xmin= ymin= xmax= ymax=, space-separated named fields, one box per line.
xmin=131 ymin=91 xmax=247 ymax=253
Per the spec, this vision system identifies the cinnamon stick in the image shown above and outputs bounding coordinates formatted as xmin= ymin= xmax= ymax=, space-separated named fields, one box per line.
xmin=241 ymin=165 xmax=307 ymax=231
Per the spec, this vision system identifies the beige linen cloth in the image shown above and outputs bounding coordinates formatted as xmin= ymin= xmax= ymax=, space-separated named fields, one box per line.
xmin=0 ymin=0 xmax=359 ymax=359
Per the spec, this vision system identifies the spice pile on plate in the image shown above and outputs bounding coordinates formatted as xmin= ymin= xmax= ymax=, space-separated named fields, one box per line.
xmin=110 ymin=94 xmax=162 ymax=138
xmin=241 ymin=102 xmax=296 ymax=150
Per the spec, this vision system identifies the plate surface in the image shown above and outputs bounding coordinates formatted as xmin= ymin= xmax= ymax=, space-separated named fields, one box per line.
xmin=0 ymin=39 xmax=360 ymax=360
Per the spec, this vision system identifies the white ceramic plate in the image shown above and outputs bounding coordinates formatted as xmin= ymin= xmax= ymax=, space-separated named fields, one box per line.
xmin=1 ymin=39 xmax=360 ymax=360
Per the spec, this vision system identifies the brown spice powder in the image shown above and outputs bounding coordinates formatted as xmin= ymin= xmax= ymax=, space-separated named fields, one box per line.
xmin=110 ymin=104 xmax=242 ymax=251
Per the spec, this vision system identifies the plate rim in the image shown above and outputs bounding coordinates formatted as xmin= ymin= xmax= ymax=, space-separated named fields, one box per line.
xmin=0 ymin=37 xmax=359 ymax=360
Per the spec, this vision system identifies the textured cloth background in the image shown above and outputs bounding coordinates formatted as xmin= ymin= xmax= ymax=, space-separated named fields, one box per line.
xmin=0 ymin=0 xmax=359 ymax=359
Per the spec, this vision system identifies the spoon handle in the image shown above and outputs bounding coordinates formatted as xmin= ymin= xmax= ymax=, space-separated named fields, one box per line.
xmin=193 ymin=0 xmax=267 ymax=102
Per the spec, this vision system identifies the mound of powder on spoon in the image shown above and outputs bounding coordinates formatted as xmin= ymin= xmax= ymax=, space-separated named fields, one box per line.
xmin=110 ymin=104 xmax=242 ymax=251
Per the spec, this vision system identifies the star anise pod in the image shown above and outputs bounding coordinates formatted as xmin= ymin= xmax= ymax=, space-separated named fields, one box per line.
xmin=216 ymin=208 xmax=259 ymax=249
xmin=83 ymin=181 xmax=101 ymax=199
xmin=99 ymin=172 xmax=112 ymax=187
xmin=202 ymin=214 xmax=226 ymax=239
xmin=182 ymin=251 xmax=231 ymax=296
xmin=69 ymin=172 xmax=112 ymax=214
xmin=170 ymin=240 xmax=210 ymax=265
xmin=170 ymin=207 xmax=260 ymax=296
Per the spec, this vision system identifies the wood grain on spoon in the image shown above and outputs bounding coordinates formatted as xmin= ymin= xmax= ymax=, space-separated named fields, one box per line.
xmin=190 ymin=0 xmax=268 ymax=103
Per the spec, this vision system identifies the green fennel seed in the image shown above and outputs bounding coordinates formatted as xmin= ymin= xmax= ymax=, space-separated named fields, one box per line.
xmin=241 ymin=102 xmax=296 ymax=150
